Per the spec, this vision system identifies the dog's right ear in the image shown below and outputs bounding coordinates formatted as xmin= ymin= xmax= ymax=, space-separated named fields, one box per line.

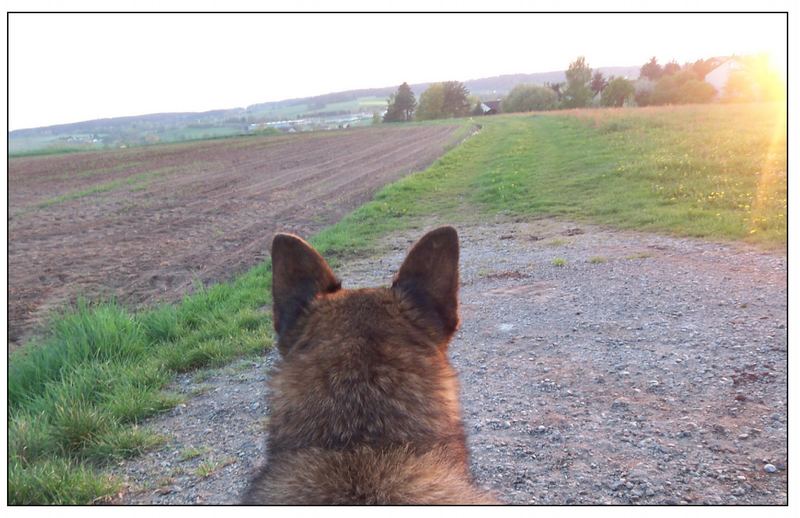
xmin=392 ymin=226 xmax=460 ymax=339
xmin=271 ymin=234 xmax=340 ymax=339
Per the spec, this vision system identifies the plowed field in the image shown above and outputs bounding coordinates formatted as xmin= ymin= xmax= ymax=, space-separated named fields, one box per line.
xmin=8 ymin=125 xmax=461 ymax=347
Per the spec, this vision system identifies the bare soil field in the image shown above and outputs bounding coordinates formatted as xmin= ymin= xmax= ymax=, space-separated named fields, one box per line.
xmin=7 ymin=125 xmax=461 ymax=347
xmin=110 ymin=217 xmax=787 ymax=505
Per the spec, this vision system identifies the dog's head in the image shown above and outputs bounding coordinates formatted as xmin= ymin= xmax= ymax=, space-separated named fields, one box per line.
xmin=267 ymin=227 xmax=463 ymax=450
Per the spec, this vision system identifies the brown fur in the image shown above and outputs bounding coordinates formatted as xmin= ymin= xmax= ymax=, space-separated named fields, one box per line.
xmin=242 ymin=227 xmax=495 ymax=504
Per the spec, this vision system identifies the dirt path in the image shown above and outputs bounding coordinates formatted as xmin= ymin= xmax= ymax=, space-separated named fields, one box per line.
xmin=7 ymin=125 xmax=462 ymax=347
xmin=110 ymin=217 xmax=787 ymax=504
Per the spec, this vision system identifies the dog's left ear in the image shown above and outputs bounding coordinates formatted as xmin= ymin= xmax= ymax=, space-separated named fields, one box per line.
xmin=393 ymin=226 xmax=460 ymax=337
xmin=271 ymin=234 xmax=340 ymax=339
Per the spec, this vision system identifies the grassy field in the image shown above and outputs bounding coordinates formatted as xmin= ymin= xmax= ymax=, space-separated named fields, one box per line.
xmin=7 ymin=102 xmax=786 ymax=503
xmin=247 ymin=96 xmax=387 ymax=120
xmin=473 ymin=104 xmax=786 ymax=246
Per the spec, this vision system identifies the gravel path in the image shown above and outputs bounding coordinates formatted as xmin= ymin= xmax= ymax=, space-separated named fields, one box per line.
xmin=111 ymin=217 xmax=787 ymax=504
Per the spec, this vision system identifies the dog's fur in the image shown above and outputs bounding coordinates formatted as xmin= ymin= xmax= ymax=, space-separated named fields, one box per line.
xmin=242 ymin=227 xmax=494 ymax=504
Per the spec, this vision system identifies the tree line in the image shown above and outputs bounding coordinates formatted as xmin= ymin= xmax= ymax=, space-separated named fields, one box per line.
xmin=382 ymin=81 xmax=473 ymax=122
xmin=380 ymin=54 xmax=784 ymax=122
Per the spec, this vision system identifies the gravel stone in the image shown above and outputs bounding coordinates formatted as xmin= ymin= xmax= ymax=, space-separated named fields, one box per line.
xmin=109 ymin=217 xmax=787 ymax=505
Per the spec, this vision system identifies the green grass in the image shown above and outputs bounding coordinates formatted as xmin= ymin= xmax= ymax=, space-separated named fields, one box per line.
xmin=9 ymin=146 xmax=102 ymax=158
xmin=473 ymin=103 xmax=786 ymax=247
xmin=58 ymin=160 xmax=145 ymax=181
xmin=8 ymin=457 xmax=121 ymax=505
xmin=37 ymin=166 xmax=182 ymax=208
xmin=8 ymin=266 xmax=273 ymax=503
xmin=179 ymin=446 xmax=210 ymax=462
xmin=194 ymin=457 xmax=235 ymax=478
xmin=551 ymin=258 xmax=567 ymax=267
xmin=7 ymin=102 xmax=786 ymax=503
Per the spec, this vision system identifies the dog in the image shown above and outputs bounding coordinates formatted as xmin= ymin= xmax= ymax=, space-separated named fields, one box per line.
xmin=242 ymin=226 xmax=495 ymax=504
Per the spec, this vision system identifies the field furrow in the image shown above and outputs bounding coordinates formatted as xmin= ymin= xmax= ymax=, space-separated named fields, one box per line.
xmin=7 ymin=124 xmax=461 ymax=347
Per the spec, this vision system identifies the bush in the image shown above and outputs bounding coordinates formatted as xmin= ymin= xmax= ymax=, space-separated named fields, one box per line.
xmin=501 ymin=84 xmax=558 ymax=113
xmin=601 ymin=77 xmax=635 ymax=107
xmin=650 ymin=71 xmax=717 ymax=105
xmin=415 ymin=82 xmax=471 ymax=120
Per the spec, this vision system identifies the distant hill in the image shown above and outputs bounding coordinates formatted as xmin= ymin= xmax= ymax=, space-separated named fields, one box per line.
xmin=461 ymin=66 xmax=640 ymax=96
xmin=9 ymin=65 xmax=640 ymax=153
xmin=244 ymin=66 xmax=641 ymax=112
xmin=10 ymin=108 xmax=248 ymax=138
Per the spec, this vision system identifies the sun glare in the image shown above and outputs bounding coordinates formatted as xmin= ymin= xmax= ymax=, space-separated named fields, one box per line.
xmin=759 ymin=53 xmax=787 ymax=101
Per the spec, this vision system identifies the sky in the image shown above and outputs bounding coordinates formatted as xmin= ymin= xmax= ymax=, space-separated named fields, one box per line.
xmin=8 ymin=12 xmax=788 ymax=130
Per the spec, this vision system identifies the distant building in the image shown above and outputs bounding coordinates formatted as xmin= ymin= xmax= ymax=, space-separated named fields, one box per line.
xmin=704 ymin=58 xmax=744 ymax=98
xmin=477 ymin=100 xmax=501 ymax=115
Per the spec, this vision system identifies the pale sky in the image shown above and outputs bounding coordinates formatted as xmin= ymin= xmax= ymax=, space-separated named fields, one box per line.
xmin=8 ymin=12 xmax=788 ymax=130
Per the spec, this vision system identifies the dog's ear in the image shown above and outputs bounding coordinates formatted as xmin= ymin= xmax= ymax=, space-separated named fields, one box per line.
xmin=271 ymin=234 xmax=340 ymax=338
xmin=392 ymin=226 xmax=460 ymax=337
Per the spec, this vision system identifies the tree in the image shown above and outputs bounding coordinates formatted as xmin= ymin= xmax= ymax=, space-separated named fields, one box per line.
xmin=545 ymin=81 xmax=565 ymax=102
xmin=689 ymin=58 xmax=719 ymax=80
xmin=415 ymin=81 xmax=471 ymax=120
xmin=590 ymin=71 xmax=608 ymax=96
xmin=468 ymin=95 xmax=484 ymax=115
xmin=383 ymin=82 xmax=417 ymax=122
xmin=601 ymin=77 xmax=635 ymax=107
xmin=663 ymin=60 xmax=681 ymax=76
xmin=722 ymin=69 xmax=756 ymax=102
xmin=442 ymin=81 xmax=472 ymax=118
xmin=383 ymin=93 xmax=398 ymax=121
xmin=563 ymin=56 xmax=593 ymax=108
xmin=415 ymin=84 xmax=445 ymax=120
xmin=502 ymin=84 xmax=558 ymax=112
xmin=640 ymin=57 xmax=663 ymax=81
xmin=650 ymin=70 xmax=716 ymax=105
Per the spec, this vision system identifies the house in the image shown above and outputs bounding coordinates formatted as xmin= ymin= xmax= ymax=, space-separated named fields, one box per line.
xmin=704 ymin=58 xmax=744 ymax=98
xmin=478 ymin=100 xmax=501 ymax=115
